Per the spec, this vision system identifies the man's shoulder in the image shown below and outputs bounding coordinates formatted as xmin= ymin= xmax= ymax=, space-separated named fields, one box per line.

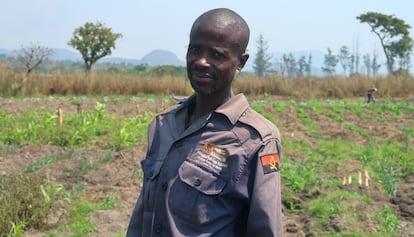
xmin=239 ymin=106 xmax=280 ymax=141
xmin=156 ymin=95 xmax=191 ymax=116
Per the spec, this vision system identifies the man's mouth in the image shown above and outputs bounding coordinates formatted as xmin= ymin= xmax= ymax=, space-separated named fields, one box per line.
xmin=192 ymin=72 xmax=214 ymax=83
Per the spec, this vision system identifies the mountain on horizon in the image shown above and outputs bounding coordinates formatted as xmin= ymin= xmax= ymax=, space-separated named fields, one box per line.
xmin=0 ymin=48 xmax=185 ymax=67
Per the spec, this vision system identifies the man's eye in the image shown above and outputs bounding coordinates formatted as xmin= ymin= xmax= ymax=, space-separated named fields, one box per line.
xmin=213 ymin=51 xmax=225 ymax=58
xmin=189 ymin=46 xmax=200 ymax=53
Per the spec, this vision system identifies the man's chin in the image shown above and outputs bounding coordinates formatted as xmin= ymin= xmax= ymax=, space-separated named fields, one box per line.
xmin=191 ymin=85 xmax=215 ymax=96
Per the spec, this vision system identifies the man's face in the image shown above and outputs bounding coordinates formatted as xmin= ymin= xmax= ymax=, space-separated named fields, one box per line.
xmin=186 ymin=21 xmax=246 ymax=96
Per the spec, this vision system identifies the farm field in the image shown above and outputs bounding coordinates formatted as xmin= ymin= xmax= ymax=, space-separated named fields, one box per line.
xmin=1 ymin=94 xmax=414 ymax=237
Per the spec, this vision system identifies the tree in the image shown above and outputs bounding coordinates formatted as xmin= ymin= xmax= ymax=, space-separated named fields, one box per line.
xmin=305 ymin=54 xmax=312 ymax=76
xmin=297 ymin=55 xmax=307 ymax=77
xmin=68 ymin=21 xmax=122 ymax=73
xmin=14 ymin=44 xmax=53 ymax=95
xmin=253 ymin=34 xmax=271 ymax=77
xmin=357 ymin=12 xmax=413 ymax=75
xmin=280 ymin=53 xmax=297 ymax=77
xmin=321 ymin=48 xmax=338 ymax=75
xmin=363 ymin=53 xmax=372 ymax=77
xmin=338 ymin=46 xmax=350 ymax=75
xmin=371 ymin=51 xmax=381 ymax=78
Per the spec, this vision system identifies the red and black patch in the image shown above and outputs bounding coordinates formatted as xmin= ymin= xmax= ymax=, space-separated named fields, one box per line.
xmin=260 ymin=153 xmax=280 ymax=174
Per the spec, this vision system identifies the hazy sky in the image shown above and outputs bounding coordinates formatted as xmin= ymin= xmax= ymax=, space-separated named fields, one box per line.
xmin=1 ymin=0 xmax=414 ymax=62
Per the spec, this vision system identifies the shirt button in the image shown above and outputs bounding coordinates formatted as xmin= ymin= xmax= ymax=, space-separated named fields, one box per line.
xmin=161 ymin=181 xmax=168 ymax=190
xmin=154 ymin=223 xmax=163 ymax=233
xmin=193 ymin=178 xmax=202 ymax=187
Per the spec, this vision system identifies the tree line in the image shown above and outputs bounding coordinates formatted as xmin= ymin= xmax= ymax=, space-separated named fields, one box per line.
xmin=1 ymin=11 xmax=412 ymax=95
xmin=253 ymin=12 xmax=413 ymax=77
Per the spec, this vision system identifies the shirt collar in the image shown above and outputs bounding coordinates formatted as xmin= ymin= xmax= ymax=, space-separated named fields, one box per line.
xmin=215 ymin=93 xmax=249 ymax=125
xmin=174 ymin=93 xmax=249 ymax=126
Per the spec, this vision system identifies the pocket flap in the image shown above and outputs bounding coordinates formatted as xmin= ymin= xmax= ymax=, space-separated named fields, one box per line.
xmin=178 ymin=161 xmax=226 ymax=195
xmin=141 ymin=158 xmax=163 ymax=180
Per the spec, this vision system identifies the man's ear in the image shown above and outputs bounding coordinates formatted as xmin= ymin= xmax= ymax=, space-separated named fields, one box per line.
xmin=238 ymin=53 xmax=249 ymax=70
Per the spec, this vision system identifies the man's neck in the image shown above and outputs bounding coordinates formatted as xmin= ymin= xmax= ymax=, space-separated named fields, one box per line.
xmin=185 ymin=91 xmax=234 ymax=128
xmin=194 ymin=91 xmax=233 ymax=117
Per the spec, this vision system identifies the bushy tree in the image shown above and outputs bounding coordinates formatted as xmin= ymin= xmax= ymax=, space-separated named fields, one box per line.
xmin=68 ymin=21 xmax=122 ymax=73
xmin=357 ymin=12 xmax=413 ymax=75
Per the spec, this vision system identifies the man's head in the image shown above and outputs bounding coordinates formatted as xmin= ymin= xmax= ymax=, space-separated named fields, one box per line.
xmin=186 ymin=8 xmax=250 ymax=96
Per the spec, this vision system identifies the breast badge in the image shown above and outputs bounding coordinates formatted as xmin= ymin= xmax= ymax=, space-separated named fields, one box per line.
xmin=188 ymin=141 xmax=229 ymax=175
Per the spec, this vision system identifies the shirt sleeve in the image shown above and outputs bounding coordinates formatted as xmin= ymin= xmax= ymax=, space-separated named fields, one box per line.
xmin=245 ymin=138 xmax=283 ymax=237
xmin=126 ymin=119 xmax=157 ymax=237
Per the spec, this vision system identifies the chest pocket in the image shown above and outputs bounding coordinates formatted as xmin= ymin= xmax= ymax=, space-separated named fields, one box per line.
xmin=168 ymin=160 xmax=227 ymax=225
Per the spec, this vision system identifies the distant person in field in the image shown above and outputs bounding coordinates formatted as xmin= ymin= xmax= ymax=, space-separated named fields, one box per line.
xmin=367 ymin=85 xmax=377 ymax=103
xmin=126 ymin=8 xmax=283 ymax=237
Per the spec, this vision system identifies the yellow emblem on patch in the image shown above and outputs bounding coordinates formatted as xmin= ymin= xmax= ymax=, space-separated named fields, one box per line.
xmin=203 ymin=141 xmax=229 ymax=162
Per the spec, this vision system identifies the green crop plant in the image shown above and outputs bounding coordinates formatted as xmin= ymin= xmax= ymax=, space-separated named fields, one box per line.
xmin=251 ymin=101 xmax=277 ymax=125
xmin=66 ymin=194 xmax=118 ymax=236
xmin=307 ymin=190 xmax=373 ymax=233
xmin=281 ymin=156 xmax=317 ymax=193
xmin=25 ymin=154 xmax=56 ymax=173
xmin=293 ymin=102 xmax=317 ymax=128
xmin=345 ymin=101 xmax=366 ymax=118
xmin=344 ymin=124 xmax=370 ymax=138
xmin=307 ymin=191 xmax=344 ymax=222
xmin=375 ymin=206 xmax=401 ymax=235
xmin=0 ymin=101 xmax=153 ymax=149
xmin=6 ymin=220 xmax=26 ymax=237
xmin=321 ymin=100 xmax=346 ymax=122
xmin=283 ymin=138 xmax=312 ymax=154
xmin=381 ymin=101 xmax=403 ymax=118
xmin=272 ymin=101 xmax=286 ymax=113
xmin=0 ymin=173 xmax=66 ymax=234
xmin=314 ymin=139 xmax=351 ymax=161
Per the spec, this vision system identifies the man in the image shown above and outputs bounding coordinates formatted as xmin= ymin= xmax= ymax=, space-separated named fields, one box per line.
xmin=127 ymin=8 xmax=283 ymax=237
xmin=367 ymin=85 xmax=377 ymax=103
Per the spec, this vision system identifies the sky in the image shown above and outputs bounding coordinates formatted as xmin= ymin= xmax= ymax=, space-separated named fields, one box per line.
xmin=1 ymin=0 xmax=414 ymax=64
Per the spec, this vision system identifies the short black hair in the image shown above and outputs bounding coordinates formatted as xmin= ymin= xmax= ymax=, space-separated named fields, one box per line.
xmin=191 ymin=8 xmax=250 ymax=53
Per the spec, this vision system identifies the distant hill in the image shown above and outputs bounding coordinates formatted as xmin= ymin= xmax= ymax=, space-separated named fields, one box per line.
xmin=139 ymin=49 xmax=185 ymax=66
xmin=50 ymin=48 xmax=82 ymax=61
xmin=0 ymin=48 xmax=11 ymax=56
xmin=0 ymin=48 xmax=185 ymax=67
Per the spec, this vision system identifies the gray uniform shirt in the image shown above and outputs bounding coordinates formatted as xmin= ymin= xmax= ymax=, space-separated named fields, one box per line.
xmin=127 ymin=93 xmax=282 ymax=237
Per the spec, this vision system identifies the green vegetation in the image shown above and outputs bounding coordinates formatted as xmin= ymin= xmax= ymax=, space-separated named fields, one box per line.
xmin=253 ymin=97 xmax=413 ymax=236
xmin=0 ymin=94 xmax=413 ymax=236
xmin=0 ymin=173 xmax=66 ymax=235
xmin=0 ymin=101 xmax=153 ymax=150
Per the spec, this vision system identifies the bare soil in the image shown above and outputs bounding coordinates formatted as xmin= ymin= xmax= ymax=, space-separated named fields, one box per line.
xmin=0 ymin=96 xmax=413 ymax=236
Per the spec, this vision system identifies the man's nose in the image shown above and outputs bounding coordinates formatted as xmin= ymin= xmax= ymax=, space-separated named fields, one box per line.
xmin=195 ymin=55 xmax=210 ymax=67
